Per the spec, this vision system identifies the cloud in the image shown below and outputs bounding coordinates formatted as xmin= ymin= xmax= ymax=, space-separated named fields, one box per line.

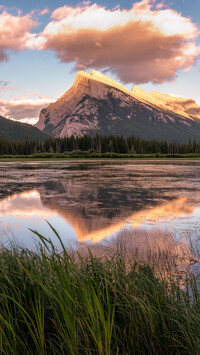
xmin=38 ymin=0 xmax=200 ymax=84
xmin=0 ymin=1 xmax=199 ymax=85
xmin=0 ymin=10 xmax=39 ymax=62
xmin=0 ymin=80 xmax=18 ymax=91
xmin=0 ymin=94 xmax=53 ymax=125
xmin=39 ymin=8 xmax=50 ymax=16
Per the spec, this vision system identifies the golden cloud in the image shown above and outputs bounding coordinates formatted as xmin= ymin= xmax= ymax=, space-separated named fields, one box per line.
xmin=39 ymin=0 xmax=200 ymax=84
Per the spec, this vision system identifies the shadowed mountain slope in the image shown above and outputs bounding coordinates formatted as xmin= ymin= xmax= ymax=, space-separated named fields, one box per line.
xmin=0 ymin=115 xmax=48 ymax=141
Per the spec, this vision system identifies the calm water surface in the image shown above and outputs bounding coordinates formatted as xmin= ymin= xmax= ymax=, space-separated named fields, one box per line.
xmin=0 ymin=160 xmax=200 ymax=249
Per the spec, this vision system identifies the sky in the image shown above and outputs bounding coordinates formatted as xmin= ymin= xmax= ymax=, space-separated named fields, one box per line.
xmin=0 ymin=0 xmax=200 ymax=124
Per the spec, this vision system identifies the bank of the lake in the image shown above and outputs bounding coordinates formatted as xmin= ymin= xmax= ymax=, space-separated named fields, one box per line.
xmin=1 ymin=151 xmax=200 ymax=161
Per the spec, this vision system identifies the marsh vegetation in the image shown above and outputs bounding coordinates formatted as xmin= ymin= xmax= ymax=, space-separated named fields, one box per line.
xmin=0 ymin=227 xmax=200 ymax=354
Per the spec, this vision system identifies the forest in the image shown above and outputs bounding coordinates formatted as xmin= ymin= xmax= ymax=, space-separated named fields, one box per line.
xmin=0 ymin=134 xmax=200 ymax=156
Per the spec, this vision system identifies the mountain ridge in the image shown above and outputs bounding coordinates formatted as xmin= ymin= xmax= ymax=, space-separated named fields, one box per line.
xmin=36 ymin=70 xmax=200 ymax=143
xmin=132 ymin=86 xmax=200 ymax=121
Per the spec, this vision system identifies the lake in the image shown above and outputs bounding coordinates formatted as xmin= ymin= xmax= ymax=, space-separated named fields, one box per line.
xmin=0 ymin=160 xmax=200 ymax=251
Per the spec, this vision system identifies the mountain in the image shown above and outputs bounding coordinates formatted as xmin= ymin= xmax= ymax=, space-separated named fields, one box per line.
xmin=36 ymin=70 xmax=200 ymax=142
xmin=132 ymin=86 xmax=200 ymax=121
xmin=0 ymin=115 xmax=48 ymax=141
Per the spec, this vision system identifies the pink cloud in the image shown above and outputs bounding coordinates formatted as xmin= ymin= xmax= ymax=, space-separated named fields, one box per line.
xmin=0 ymin=2 xmax=199 ymax=85
xmin=39 ymin=8 xmax=50 ymax=16
xmin=0 ymin=94 xmax=54 ymax=125
xmin=133 ymin=0 xmax=156 ymax=11
xmin=156 ymin=2 xmax=166 ymax=10
xmin=38 ymin=0 xmax=200 ymax=84
xmin=0 ymin=80 xmax=18 ymax=91
xmin=0 ymin=10 xmax=38 ymax=61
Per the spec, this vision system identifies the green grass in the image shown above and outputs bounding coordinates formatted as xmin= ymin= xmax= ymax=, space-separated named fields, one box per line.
xmin=0 ymin=227 xmax=200 ymax=354
xmin=1 ymin=151 xmax=200 ymax=161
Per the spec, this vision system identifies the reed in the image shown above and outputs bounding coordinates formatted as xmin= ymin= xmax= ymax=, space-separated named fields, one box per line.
xmin=0 ymin=226 xmax=200 ymax=354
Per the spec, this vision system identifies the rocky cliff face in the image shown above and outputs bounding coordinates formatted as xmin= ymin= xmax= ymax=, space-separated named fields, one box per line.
xmin=36 ymin=70 xmax=200 ymax=142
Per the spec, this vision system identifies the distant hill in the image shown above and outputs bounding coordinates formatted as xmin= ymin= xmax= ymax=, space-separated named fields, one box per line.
xmin=0 ymin=115 xmax=48 ymax=141
xmin=36 ymin=70 xmax=200 ymax=143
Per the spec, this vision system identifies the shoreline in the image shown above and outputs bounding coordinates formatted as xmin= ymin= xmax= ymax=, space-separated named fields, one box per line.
xmin=1 ymin=154 xmax=200 ymax=162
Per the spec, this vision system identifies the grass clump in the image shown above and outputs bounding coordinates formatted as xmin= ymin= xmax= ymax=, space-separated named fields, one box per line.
xmin=0 ymin=227 xmax=200 ymax=354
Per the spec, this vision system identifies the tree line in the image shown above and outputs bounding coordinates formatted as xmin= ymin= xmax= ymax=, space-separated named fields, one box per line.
xmin=0 ymin=134 xmax=200 ymax=155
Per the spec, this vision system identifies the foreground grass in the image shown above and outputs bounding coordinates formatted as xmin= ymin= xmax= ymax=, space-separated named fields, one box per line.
xmin=0 ymin=229 xmax=200 ymax=354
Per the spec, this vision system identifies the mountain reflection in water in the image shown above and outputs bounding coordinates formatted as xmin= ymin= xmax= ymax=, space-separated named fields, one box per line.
xmin=0 ymin=182 xmax=200 ymax=247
